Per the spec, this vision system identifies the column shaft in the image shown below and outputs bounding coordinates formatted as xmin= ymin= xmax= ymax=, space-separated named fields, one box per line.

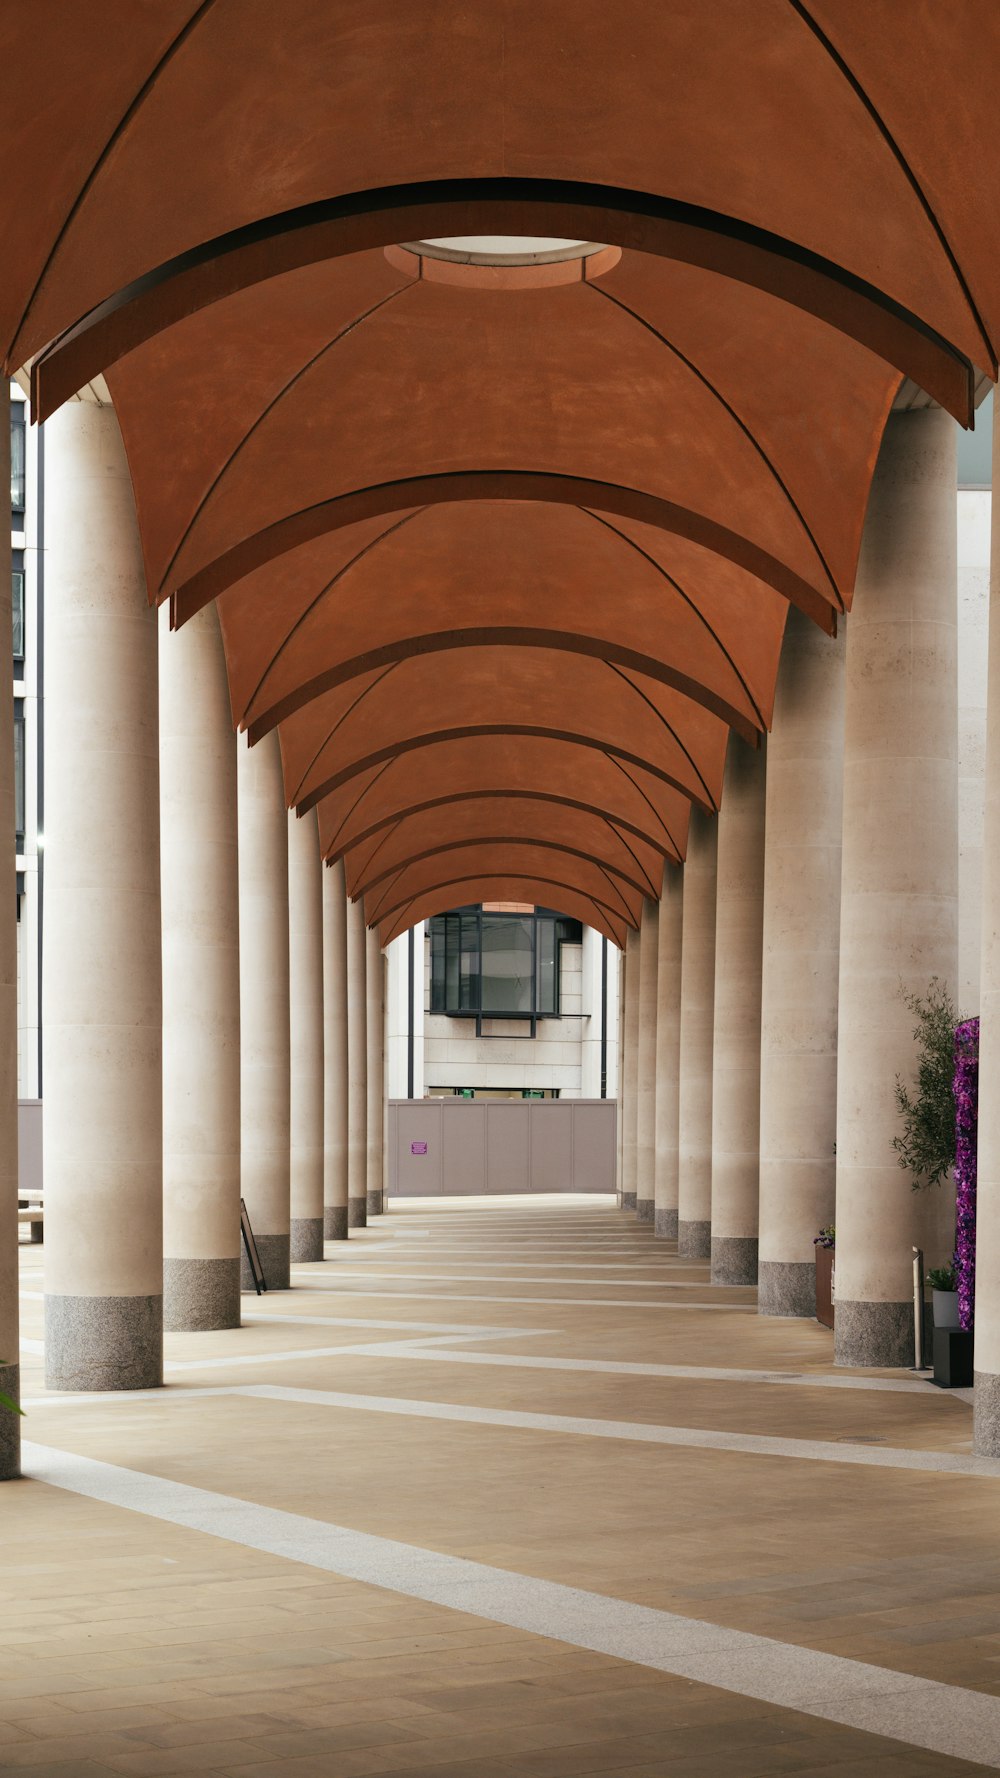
xmin=635 ymin=899 xmax=659 ymax=1221
xmin=237 ymin=729 xmax=291 ymax=1289
xmin=758 ymin=609 xmax=845 ymax=1316
xmin=289 ymin=809 xmax=324 ymax=1261
xmin=835 ymin=410 xmax=958 ymax=1367
xmin=710 ymin=737 xmax=766 ymax=1286
xmin=43 ymin=402 xmax=162 ymax=1390
xmin=346 ymin=894 xmax=368 ymax=1226
xmin=366 ymin=927 xmax=386 ymax=1216
xmin=0 ymin=388 xmax=19 ymax=1468
xmin=677 ymin=808 xmax=718 ymax=1258
xmin=620 ymin=924 xmax=640 ymax=1210
xmin=161 ymin=604 xmax=240 ymax=1331
xmin=973 ymin=397 xmax=1000 ymax=1450
xmin=323 ymin=859 xmax=349 ymax=1240
xmin=654 ymin=867 xmax=683 ymax=1240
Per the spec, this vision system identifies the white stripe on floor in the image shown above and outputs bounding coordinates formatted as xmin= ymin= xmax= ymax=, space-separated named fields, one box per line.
xmin=226 ymin=1383 xmax=997 ymax=1480
xmin=294 ymin=1284 xmax=748 ymax=1310
xmin=21 ymin=1440 xmax=1000 ymax=1770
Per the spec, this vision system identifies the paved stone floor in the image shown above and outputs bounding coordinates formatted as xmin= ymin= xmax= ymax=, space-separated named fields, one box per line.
xmin=5 ymin=1196 xmax=1000 ymax=1775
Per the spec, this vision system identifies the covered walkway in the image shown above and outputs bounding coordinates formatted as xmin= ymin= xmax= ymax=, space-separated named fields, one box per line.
xmin=6 ymin=1197 xmax=997 ymax=1776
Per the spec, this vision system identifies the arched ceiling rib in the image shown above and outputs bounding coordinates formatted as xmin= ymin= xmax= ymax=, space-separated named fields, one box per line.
xmin=7 ymin=3 xmax=999 ymax=419
xmin=310 ymin=738 xmax=693 ymax=871
xmin=275 ymin=650 xmax=728 ymax=816
xmin=374 ymin=878 xmax=630 ymax=949
xmin=341 ymin=800 xmax=666 ymax=903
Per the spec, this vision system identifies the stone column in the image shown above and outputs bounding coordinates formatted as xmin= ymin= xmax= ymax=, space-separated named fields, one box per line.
xmin=635 ymin=898 xmax=659 ymax=1222
xmin=615 ymin=947 xmax=626 ymax=1199
xmin=161 ymin=603 xmax=240 ymax=1331
xmin=346 ymin=893 xmax=368 ymax=1227
xmin=323 ymin=858 xmax=349 ymax=1240
xmin=654 ymin=867 xmax=683 ymax=1240
xmin=237 ymin=729 xmax=291 ymax=1289
xmin=975 ymin=396 xmax=1000 ymax=1452
xmin=0 ymin=387 xmax=20 ymax=1468
xmin=710 ymin=737 xmax=766 ymax=1286
xmin=366 ymin=926 xmax=386 ymax=1216
xmin=620 ymin=923 xmax=641 ymax=1210
xmin=43 ymin=400 xmax=162 ymax=1390
xmin=758 ymin=609 xmax=845 ymax=1316
xmin=677 ymin=808 xmax=718 ymax=1258
xmin=835 ymin=409 xmax=958 ymax=1368
xmin=289 ymin=809 xmax=324 ymax=1261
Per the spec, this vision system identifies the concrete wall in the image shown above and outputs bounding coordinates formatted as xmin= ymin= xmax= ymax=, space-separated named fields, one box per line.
xmin=388 ymin=1097 xmax=617 ymax=1194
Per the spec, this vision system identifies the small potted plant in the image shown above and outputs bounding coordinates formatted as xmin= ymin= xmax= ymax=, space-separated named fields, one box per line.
xmin=813 ymin=1225 xmax=835 ymax=1329
xmin=928 ymin=1264 xmax=959 ymax=1329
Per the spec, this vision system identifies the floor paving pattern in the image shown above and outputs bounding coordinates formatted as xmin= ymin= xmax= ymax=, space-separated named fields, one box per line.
xmin=4 ymin=1195 xmax=998 ymax=1775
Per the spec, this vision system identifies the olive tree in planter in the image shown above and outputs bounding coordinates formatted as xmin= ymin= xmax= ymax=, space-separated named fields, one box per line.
xmin=892 ymin=979 xmax=970 ymax=1382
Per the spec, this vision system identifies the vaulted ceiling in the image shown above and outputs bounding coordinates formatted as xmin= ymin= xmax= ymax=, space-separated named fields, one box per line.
xmin=5 ymin=2 xmax=999 ymax=941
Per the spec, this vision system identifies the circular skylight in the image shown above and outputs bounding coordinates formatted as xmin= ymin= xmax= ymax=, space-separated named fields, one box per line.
xmin=413 ymin=236 xmax=605 ymax=266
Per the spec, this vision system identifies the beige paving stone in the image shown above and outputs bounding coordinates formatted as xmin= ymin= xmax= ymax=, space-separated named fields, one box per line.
xmin=6 ymin=1205 xmax=997 ymax=1776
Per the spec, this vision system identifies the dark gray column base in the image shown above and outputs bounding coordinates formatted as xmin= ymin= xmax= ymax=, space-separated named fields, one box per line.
xmin=290 ymin=1217 xmax=324 ymax=1263
xmin=241 ymin=1232 xmax=290 ymax=1293
xmin=164 ymin=1257 xmax=240 ymax=1331
xmin=757 ymin=1259 xmax=815 ymax=1318
xmin=711 ymin=1235 xmax=758 ymax=1287
xmin=678 ymin=1219 xmax=711 ymax=1259
xmin=366 ymin=1190 xmax=384 ymax=1217
xmin=654 ymin=1207 xmax=678 ymax=1240
xmin=974 ymin=1372 xmax=1000 ymax=1456
xmin=0 ymin=1363 xmax=20 ymax=1479
xmin=325 ymin=1204 xmax=348 ymax=1241
xmin=834 ymin=1298 xmax=913 ymax=1368
xmin=45 ymin=1295 xmax=162 ymax=1392
xmin=636 ymin=1198 xmax=654 ymax=1223
xmin=621 ymin=1192 xmax=637 ymax=1211
xmin=348 ymin=1197 xmax=367 ymax=1229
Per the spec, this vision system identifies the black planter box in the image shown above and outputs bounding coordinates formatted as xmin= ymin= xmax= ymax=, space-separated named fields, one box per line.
xmin=932 ymin=1327 xmax=974 ymax=1388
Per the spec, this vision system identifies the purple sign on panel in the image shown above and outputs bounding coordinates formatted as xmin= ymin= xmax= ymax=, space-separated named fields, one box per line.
xmin=411 ymin=1140 xmax=428 ymax=1156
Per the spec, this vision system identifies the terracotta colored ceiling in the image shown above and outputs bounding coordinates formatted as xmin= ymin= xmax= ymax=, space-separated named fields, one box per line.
xmin=5 ymin=4 xmax=1000 ymax=942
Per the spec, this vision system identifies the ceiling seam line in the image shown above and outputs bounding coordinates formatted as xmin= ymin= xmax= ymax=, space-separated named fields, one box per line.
xmin=5 ymin=0 xmax=220 ymax=371
xmin=586 ymin=279 xmax=842 ymax=606
xmin=578 ymin=507 xmax=768 ymax=733
xmin=160 ymin=280 xmax=415 ymax=594
xmin=789 ymin=0 xmax=996 ymax=379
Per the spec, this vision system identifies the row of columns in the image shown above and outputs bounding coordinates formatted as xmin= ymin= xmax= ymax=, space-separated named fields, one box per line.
xmin=619 ymin=410 xmax=975 ymax=1385
xmin=0 ymin=401 xmax=390 ymax=1454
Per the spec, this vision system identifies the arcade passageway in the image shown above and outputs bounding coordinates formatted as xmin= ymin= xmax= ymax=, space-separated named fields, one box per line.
xmin=5 ymin=1197 xmax=999 ymax=1777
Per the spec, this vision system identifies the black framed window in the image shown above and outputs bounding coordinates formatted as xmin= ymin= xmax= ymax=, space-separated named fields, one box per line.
xmin=13 ymin=699 xmax=24 ymax=852
xmin=10 ymin=402 xmax=25 ymax=518
xmin=12 ymin=553 xmax=24 ymax=669
xmin=429 ymin=905 xmax=582 ymax=1022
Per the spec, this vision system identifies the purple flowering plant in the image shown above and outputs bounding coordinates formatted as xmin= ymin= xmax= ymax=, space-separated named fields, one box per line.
xmin=814 ymin=1225 xmax=835 ymax=1250
xmin=953 ymin=1016 xmax=979 ymax=1333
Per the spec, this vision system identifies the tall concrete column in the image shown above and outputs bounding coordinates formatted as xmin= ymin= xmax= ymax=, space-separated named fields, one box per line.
xmin=620 ymin=923 xmax=641 ymax=1210
xmin=836 ymin=409 xmax=958 ymax=1368
xmin=615 ymin=944 xmax=626 ymax=1198
xmin=289 ymin=809 xmax=324 ymax=1261
xmin=710 ymin=736 xmax=766 ymax=1286
xmin=635 ymin=898 xmax=659 ymax=1222
xmin=677 ymin=808 xmax=718 ymax=1258
xmin=0 ymin=387 xmax=20 ymax=1468
xmin=237 ymin=728 xmax=291 ymax=1288
xmin=654 ymin=866 xmax=683 ymax=1240
xmin=759 ymin=609 xmax=845 ymax=1316
xmin=366 ymin=926 xmax=386 ymax=1216
xmin=346 ymin=894 xmax=368 ymax=1227
xmin=161 ymin=603 xmax=240 ymax=1331
xmin=975 ymin=396 xmax=1000 ymax=1452
xmin=43 ymin=400 xmax=162 ymax=1390
xmin=323 ymin=859 xmax=349 ymax=1240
